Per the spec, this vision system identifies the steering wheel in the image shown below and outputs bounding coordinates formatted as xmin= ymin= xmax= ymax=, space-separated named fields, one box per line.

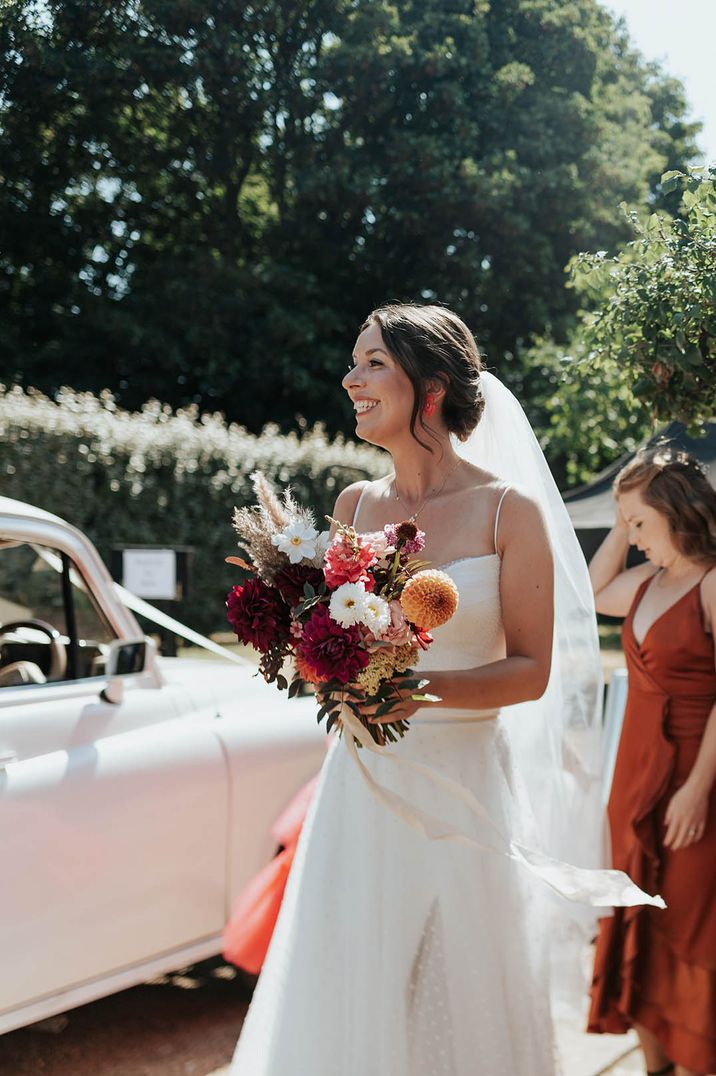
xmin=0 ymin=619 xmax=68 ymax=681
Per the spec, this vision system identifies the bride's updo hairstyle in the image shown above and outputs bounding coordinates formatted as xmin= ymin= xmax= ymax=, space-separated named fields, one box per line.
xmin=615 ymin=445 xmax=716 ymax=562
xmin=359 ymin=303 xmax=484 ymax=449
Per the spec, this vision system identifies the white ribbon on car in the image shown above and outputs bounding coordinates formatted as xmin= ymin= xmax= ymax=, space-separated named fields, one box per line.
xmin=338 ymin=705 xmax=665 ymax=910
xmin=114 ymin=583 xmax=249 ymax=665
xmin=31 ymin=544 xmax=249 ymax=666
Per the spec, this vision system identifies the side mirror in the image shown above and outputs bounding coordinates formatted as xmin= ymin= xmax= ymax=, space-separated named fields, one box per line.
xmin=101 ymin=637 xmax=153 ymax=704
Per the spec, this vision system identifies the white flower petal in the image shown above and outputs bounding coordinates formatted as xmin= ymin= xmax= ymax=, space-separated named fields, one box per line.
xmin=328 ymin=581 xmax=368 ymax=628
xmin=272 ymin=521 xmax=319 ymax=563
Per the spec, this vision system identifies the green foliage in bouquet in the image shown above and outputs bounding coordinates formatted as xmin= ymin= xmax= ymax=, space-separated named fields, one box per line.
xmin=0 ymin=386 xmax=387 ymax=633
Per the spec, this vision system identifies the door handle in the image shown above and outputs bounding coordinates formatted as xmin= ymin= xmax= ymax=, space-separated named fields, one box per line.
xmin=0 ymin=751 xmax=17 ymax=768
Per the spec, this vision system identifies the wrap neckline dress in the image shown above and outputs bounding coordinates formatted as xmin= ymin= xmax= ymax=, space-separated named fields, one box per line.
xmin=588 ymin=571 xmax=716 ymax=1073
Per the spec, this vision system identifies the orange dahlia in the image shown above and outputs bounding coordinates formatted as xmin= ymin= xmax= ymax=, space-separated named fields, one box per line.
xmin=399 ymin=569 xmax=459 ymax=631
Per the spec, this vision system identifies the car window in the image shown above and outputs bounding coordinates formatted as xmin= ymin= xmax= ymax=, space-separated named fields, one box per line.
xmin=0 ymin=540 xmax=116 ymax=687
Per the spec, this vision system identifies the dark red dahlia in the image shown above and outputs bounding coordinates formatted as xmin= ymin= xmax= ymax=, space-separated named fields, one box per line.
xmin=296 ymin=604 xmax=369 ymax=685
xmin=226 ymin=578 xmax=291 ymax=652
xmin=273 ymin=563 xmax=324 ymax=607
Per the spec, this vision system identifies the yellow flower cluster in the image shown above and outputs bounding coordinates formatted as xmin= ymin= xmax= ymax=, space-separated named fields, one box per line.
xmin=355 ymin=643 xmax=419 ymax=697
xmin=400 ymin=569 xmax=459 ymax=630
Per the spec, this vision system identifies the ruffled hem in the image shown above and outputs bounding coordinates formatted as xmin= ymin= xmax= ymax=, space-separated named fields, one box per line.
xmin=633 ymin=998 xmax=716 ymax=1075
xmin=589 ymin=913 xmax=716 ymax=1073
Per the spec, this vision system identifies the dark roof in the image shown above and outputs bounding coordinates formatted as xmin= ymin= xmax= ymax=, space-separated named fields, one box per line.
xmin=563 ymin=420 xmax=716 ymax=530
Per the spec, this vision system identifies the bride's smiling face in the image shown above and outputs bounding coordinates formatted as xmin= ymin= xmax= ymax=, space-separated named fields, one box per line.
xmin=342 ymin=320 xmax=415 ymax=447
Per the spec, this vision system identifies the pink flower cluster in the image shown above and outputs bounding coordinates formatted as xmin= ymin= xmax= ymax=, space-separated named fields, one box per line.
xmin=323 ymin=532 xmax=377 ymax=589
xmin=383 ymin=521 xmax=426 ymax=556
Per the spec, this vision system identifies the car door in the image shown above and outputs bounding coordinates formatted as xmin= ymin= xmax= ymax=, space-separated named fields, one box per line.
xmin=0 ymin=534 xmax=229 ymax=1020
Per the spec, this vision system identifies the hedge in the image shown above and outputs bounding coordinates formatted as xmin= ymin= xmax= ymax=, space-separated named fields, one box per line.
xmin=0 ymin=385 xmax=388 ymax=633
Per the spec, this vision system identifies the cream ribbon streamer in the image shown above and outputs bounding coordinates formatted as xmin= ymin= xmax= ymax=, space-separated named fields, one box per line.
xmin=339 ymin=706 xmax=665 ymax=910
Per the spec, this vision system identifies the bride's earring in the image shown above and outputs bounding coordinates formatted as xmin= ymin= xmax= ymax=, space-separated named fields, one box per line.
xmin=423 ymin=394 xmax=436 ymax=417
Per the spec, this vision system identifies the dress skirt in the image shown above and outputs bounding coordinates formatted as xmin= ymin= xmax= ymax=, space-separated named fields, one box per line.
xmin=230 ymin=718 xmax=558 ymax=1076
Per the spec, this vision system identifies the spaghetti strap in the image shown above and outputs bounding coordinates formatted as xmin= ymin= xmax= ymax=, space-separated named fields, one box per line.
xmin=352 ymin=482 xmax=370 ymax=529
xmin=493 ymin=486 xmax=510 ymax=553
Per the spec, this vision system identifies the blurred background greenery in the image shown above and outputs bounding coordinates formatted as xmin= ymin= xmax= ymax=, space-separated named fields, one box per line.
xmin=1 ymin=0 xmax=714 ymax=632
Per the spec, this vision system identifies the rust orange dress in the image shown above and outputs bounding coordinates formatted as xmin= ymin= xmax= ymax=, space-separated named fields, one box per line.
xmin=588 ymin=573 xmax=716 ymax=1073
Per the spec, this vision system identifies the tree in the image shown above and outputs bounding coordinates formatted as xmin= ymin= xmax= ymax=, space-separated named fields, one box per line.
xmin=569 ymin=167 xmax=715 ymax=426
xmin=524 ymin=168 xmax=715 ymax=487
xmin=0 ymin=0 xmax=702 ymax=432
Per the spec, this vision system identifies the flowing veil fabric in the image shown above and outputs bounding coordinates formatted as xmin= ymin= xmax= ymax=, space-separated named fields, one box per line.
xmin=455 ymin=370 xmax=611 ymax=1011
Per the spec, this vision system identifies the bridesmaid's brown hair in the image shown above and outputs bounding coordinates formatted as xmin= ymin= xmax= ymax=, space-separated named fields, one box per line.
xmin=359 ymin=304 xmax=484 ymax=450
xmin=615 ymin=445 xmax=716 ymax=563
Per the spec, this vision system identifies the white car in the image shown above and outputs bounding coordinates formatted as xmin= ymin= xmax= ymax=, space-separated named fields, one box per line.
xmin=0 ymin=496 xmax=325 ymax=1035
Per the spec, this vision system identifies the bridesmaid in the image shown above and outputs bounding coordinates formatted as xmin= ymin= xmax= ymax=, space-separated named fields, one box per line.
xmin=587 ymin=446 xmax=716 ymax=1076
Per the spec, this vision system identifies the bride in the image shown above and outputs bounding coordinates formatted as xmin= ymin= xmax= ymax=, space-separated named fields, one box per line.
xmin=229 ymin=303 xmax=659 ymax=1075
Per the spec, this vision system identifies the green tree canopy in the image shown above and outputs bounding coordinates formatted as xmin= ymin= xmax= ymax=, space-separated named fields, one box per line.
xmin=526 ymin=168 xmax=715 ymax=487
xmin=570 ymin=167 xmax=716 ymax=424
xmin=0 ymin=0 xmax=701 ymax=432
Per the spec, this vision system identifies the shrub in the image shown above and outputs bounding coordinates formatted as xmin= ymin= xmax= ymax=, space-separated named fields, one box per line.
xmin=0 ymin=386 xmax=388 ymax=633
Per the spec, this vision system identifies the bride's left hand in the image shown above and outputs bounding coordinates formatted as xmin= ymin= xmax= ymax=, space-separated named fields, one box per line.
xmin=363 ymin=671 xmax=438 ymax=726
xmin=364 ymin=695 xmax=424 ymax=726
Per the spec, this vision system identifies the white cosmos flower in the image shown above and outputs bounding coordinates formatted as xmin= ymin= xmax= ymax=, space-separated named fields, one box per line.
xmin=271 ymin=521 xmax=319 ymax=563
xmin=362 ymin=592 xmax=391 ymax=636
xmin=329 ymin=581 xmax=368 ymax=628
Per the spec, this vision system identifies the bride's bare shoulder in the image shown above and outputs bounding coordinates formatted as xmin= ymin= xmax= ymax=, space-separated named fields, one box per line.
xmin=332 ymin=477 xmax=389 ymax=528
xmin=460 ymin=469 xmax=546 ymax=549
xmin=460 ymin=463 xmax=509 ymax=500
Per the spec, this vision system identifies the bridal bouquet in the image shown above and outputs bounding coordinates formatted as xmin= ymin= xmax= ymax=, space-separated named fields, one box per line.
xmin=225 ymin=473 xmax=459 ymax=745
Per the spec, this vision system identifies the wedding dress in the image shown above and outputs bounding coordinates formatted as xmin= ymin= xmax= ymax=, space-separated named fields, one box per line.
xmin=230 ymin=491 xmax=560 ymax=1075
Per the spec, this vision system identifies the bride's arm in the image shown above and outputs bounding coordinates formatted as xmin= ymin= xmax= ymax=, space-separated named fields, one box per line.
xmin=422 ymin=489 xmax=554 ymax=711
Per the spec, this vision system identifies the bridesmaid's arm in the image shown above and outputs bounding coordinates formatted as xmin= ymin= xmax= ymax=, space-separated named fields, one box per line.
xmin=663 ymin=572 xmax=716 ymax=847
xmin=589 ymin=507 xmax=654 ymax=616
xmin=665 ymin=571 xmax=716 ymax=850
xmin=425 ymin=490 xmax=554 ymax=711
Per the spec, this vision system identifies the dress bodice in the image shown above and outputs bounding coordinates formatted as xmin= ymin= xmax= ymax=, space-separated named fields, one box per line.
xmin=416 ymin=555 xmax=504 ymax=673
xmin=411 ymin=555 xmax=505 ymax=723
xmin=350 ymin=481 xmax=508 ymax=723
xmin=623 ymin=576 xmax=716 ymax=703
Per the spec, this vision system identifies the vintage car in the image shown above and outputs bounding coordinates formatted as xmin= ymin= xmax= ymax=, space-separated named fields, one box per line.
xmin=0 ymin=496 xmax=325 ymax=1034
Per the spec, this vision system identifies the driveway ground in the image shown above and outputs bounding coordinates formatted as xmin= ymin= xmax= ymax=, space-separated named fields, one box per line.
xmin=0 ymin=960 xmax=250 ymax=1076
xmin=0 ymin=955 xmax=641 ymax=1076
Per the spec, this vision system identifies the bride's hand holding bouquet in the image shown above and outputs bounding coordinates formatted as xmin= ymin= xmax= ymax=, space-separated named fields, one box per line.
xmin=225 ymin=472 xmax=459 ymax=746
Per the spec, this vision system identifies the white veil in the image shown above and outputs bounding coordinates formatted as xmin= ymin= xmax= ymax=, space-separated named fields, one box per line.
xmin=456 ymin=371 xmax=605 ymax=861
xmin=455 ymin=370 xmax=607 ymax=1011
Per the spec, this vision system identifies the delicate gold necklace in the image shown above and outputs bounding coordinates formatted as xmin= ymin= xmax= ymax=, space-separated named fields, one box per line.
xmin=392 ymin=458 xmax=462 ymax=522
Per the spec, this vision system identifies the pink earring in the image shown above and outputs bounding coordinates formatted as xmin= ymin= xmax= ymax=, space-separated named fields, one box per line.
xmin=423 ymin=394 xmax=436 ymax=417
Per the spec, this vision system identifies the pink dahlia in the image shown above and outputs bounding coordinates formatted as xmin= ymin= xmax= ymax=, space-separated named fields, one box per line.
xmin=226 ymin=579 xmax=291 ymax=652
xmin=324 ymin=533 xmax=377 ymax=589
xmin=379 ymin=600 xmax=412 ymax=646
xmin=297 ymin=604 xmax=370 ymax=684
